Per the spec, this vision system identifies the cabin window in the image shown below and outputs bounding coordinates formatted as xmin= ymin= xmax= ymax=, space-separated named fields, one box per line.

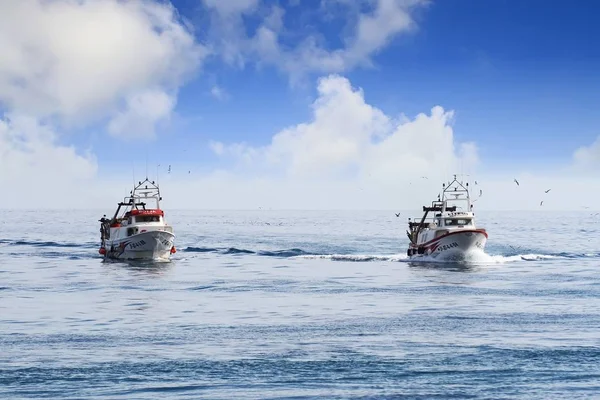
xmin=135 ymin=215 xmax=160 ymax=223
xmin=444 ymin=218 xmax=471 ymax=226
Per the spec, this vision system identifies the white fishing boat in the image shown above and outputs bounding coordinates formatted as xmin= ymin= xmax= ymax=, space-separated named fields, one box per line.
xmin=406 ymin=174 xmax=487 ymax=260
xmin=99 ymin=178 xmax=175 ymax=261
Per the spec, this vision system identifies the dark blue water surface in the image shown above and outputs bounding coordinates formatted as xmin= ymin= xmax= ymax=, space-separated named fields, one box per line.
xmin=1 ymin=210 xmax=599 ymax=399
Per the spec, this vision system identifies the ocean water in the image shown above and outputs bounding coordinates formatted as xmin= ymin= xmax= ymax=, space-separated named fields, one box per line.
xmin=1 ymin=209 xmax=600 ymax=399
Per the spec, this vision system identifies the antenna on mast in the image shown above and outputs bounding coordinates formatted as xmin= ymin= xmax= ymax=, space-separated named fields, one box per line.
xmin=156 ymin=164 xmax=160 ymax=187
xmin=145 ymin=148 xmax=149 ymax=180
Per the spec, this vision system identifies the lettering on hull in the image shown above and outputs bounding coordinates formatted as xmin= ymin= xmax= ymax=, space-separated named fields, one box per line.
xmin=128 ymin=239 xmax=147 ymax=249
xmin=436 ymin=242 xmax=459 ymax=252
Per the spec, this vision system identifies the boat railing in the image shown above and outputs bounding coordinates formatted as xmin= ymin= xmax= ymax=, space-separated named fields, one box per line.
xmin=408 ymin=221 xmax=432 ymax=229
xmin=423 ymin=205 xmax=457 ymax=212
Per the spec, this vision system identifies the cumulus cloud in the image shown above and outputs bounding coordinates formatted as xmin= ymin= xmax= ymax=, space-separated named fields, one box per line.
xmin=108 ymin=89 xmax=176 ymax=139
xmin=201 ymin=0 xmax=260 ymax=68
xmin=212 ymin=75 xmax=476 ymax=179
xmin=207 ymin=75 xmax=478 ymax=208
xmin=0 ymin=114 xmax=98 ymax=208
xmin=0 ymin=0 xmax=206 ymax=134
xmin=193 ymin=75 xmax=600 ymax=211
xmin=573 ymin=135 xmax=600 ymax=171
xmin=0 ymin=0 xmax=206 ymax=208
xmin=202 ymin=0 xmax=427 ymax=81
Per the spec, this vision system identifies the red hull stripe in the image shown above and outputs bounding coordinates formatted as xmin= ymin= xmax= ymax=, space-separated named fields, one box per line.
xmin=413 ymin=229 xmax=488 ymax=248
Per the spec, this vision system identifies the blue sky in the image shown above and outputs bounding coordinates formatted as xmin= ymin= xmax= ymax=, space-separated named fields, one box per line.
xmin=1 ymin=0 xmax=600 ymax=209
xmin=194 ymin=1 xmax=594 ymax=162
xmin=76 ymin=0 xmax=600 ymax=168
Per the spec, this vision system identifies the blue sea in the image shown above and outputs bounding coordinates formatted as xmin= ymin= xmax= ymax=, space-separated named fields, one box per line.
xmin=1 ymin=210 xmax=600 ymax=399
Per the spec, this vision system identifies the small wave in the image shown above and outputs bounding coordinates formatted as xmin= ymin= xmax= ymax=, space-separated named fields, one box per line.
xmin=297 ymin=251 xmax=600 ymax=264
xmin=0 ymin=239 xmax=95 ymax=248
xmin=403 ymin=252 xmax=559 ymax=265
xmin=182 ymin=246 xmax=255 ymax=255
xmin=294 ymin=254 xmax=407 ymax=262
xmin=143 ymin=244 xmax=600 ymax=263
xmin=182 ymin=246 xmax=219 ymax=253
xmin=258 ymin=249 xmax=312 ymax=257
xmin=223 ymin=247 xmax=255 ymax=255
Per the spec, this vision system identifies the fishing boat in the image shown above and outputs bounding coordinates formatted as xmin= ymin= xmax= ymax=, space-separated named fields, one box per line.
xmin=99 ymin=178 xmax=175 ymax=261
xmin=406 ymin=174 xmax=487 ymax=260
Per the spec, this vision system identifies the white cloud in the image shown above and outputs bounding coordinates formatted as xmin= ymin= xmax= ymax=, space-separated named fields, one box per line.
xmin=0 ymin=0 xmax=206 ymax=207
xmin=207 ymin=75 xmax=478 ymax=207
xmin=0 ymin=0 xmax=206 ymax=133
xmin=210 ymin=85 xmax=228 ymax=101
xmin=209 ymin=140 xmax=225 ymax=155
xmin=108 ymin=89 xmax=176 ymax=139
xmin=343 ymin=0 xmax=426 ymax=67
xmin=201 ymin=0 xmax=260 ymax=68
xmin=202 ymin=0 xmax=428 ymax=81
xmin=0 ymin=114 xmax=98 ymax=208
xmin=573 ymin=135 xmax=600 ymax=171
xmin=202 ymin=0 xmax=259 ymax=16
xmin=197 ymin=75 xmax=600 ymax=211
xmin=212 ymin=75 xmax=474 ymax=179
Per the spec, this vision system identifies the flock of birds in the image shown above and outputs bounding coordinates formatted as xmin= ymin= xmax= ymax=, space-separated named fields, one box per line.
xmin=464 ymin=177 xmax=552 ymax=207
xmin=157 ymin=165 xmax=595 ymax=216
xmin=394 ymin=177 xmax=555 ymax=218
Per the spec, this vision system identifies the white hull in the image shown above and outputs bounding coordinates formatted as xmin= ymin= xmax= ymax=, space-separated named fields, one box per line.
xmin=409 ymin=230 xmax=487 ymax=261
xmin=105 ymin=230 xmax=175 ymax=261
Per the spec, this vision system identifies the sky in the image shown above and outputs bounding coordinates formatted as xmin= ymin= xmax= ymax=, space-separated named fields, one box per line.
xmin=1 ymin=0 xmax=600 ymax=210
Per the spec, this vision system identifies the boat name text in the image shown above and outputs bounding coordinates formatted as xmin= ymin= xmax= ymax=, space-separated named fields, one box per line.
xmin=128 ymin=240 xmax=146 ymax=249
xmin=437 ymin=242 xmax=459 ymax=251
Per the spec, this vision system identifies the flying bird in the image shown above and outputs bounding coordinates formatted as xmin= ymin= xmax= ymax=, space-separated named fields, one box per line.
xmin=545 ymin=189 xmax=551 ymax=193
xmin=168 ymin=165 xmax=171 ymax=174
xmin=421 ymin=176 xmax=428 ymax=179
xmin=514 ymin=178 xmax=519 ymax=186
xmin=474 ymin=180 xmax=478 ymax=185
xmin=479 ymin=189 xmax=483 ymax=197
xmin=540 ymin=201 xmax=544 ymax=206
xmin=395 ymin=213 xmax=401 ymax=217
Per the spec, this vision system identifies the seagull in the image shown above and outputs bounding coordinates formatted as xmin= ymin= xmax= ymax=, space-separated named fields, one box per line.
xmin=395 ymin=212 xmax=401 ymax=217
xmin=479 ymin=189 xmax=483 ymax=197
xmin=474 ymin=181 xmax=478 ymax=185
xmin=545 ymin=189 xmax=551 ymax=193
xmin=540 ymin=201 xmax=544 ymax=206
xmin=514 ymin=178 xmax=519 ymax=186
xmin=421 ymin=176 xmax=428 ymax=179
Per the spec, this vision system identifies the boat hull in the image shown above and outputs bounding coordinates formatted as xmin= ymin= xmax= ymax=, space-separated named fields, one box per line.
xmin=104 ymin=230 xmax=175 ymax=261
xmin=408 ymin=230 xmax=487 ymax=261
